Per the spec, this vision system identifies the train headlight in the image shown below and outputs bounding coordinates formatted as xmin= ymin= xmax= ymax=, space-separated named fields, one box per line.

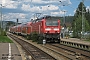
xmin=54 ymin=28 xmax=59 ymax=30
xmin=45 ymin=28 xmax=51 ymax=30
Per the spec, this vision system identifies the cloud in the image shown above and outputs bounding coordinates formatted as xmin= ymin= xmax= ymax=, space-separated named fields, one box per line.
xmin=86 ymin=6 xmax=90 ymax=12
xmin=3 ymin=13 xmax=31 ymax=23
xmin=1 ymin=0 xmax=71 ymax=12
xmin=21 ymin=4 xmax=42 ymax=13
xmin=48 ymin=5 xmax=59 ymax=11
xmin=21 ymin=3 xmax=59 ymax=14
xmin=1 ymin=0 xmax=18 ymax=9
xmin=42 ymin=0 xmax=71 ymax=5
xmin=32 ymin=0 xmax=42 ymax=3
xmin=1 ymin=0 xmax=72 ymax=22
xmin=51 ymin=10 xmax=67 ymax=16
xmin=68 ymin=14 xmax=73 ymax=16
xmin=5 ymin=3 xmax=18 ymax=9
xmin=21 ymin=4 xmax=31 ymax=11
xmin=51 ymin=12 xmax=58 ymax=15
xmin=4 ymin=13 xmax=27 ymax=20
xmin=74 ymin=9 xmax=76 ymax=14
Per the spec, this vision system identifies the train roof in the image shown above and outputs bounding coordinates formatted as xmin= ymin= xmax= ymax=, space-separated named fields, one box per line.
xmin=11 ymin=26 xmax=17 ymax=28
xmin=26 ymin=22 xmax=32 ymax=25
xmin=18 ymin=22 xmax=32 ymax=27
xmin=31 ymin=16 xmax=60 ymax=22
xmin=17 ymin=24 xmax=22 ymax=27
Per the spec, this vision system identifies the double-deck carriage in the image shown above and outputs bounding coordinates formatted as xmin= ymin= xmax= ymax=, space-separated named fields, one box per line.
xmin=21 ymin=24 xmax=27 ymax=35
xmin=12 ymin=26 xmax=17 ymax=34
xmin=16 ymin=25 xmax=22 ymax=35
xmin=20 ymin=22 xmax=32 ymax=36
xmin=9 ymin=27 xmax=13 ymax=33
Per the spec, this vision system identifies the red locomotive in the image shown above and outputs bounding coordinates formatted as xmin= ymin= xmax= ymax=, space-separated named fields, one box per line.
xmin=10 ymin=16 xmax=61 ymax=43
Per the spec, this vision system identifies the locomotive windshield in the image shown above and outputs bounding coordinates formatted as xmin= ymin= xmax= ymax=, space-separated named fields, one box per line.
xmin=45 ymin=16 xmax=59 ymax=26
xmin=46 ymin=21 xmax=58 ymax=26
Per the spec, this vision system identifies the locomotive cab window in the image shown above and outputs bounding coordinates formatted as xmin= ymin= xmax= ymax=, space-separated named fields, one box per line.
xmin=46 ymin=21 xmax=58 ymax=26
xmin=45 ymin=16 xmax=59 ymax=26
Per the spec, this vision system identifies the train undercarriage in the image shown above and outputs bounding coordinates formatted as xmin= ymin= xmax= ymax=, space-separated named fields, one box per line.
xmin=44 ymin=33 xmax=60 ymax=43
xmin=37 ymin=33 xmax=60 ymax=43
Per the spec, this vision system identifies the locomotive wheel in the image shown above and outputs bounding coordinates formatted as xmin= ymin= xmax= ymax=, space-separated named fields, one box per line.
xmin=58 ymin=39 xmax=60 ymax=43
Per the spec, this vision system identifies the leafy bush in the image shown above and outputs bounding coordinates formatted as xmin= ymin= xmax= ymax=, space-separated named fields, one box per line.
xmin=37 ymin=36 xmax=43 ymax=44
xmin=26 ymin=35 xmax=31 ymax=40
xmin=31 ymin=32 xmax=38 ymax=42
xmin=0 ymin=28 xmax=6 ymax=36
xmin=2 ymin=31 xmax=6 ymax=36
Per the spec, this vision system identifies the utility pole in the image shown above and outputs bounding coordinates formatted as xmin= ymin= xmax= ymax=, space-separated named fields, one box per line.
xmin=0 ymin=4 xmax=2 ymax=35
xmin=82 ymin=0 xmax=85 ymax=39
xmin=0 ymin=4 xmax=2 ymax=29
xmin=61 ymin=10 xmax=67 ymax=38
xmin=63 ymin=11 xmax=65 ymax=38
xmin=63 ymin=10 xmax=67 ymax=25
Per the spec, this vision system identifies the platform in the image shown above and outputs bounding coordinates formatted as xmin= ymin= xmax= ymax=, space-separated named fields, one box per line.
xmin=0 ymin=43 xmax=22 ymax=60
xmin=61 ymin=38 xmax=90 ymax=45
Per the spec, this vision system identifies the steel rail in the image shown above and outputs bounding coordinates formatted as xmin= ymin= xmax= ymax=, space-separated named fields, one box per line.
xmin=7 ymin=33 xmax=56 ymax=60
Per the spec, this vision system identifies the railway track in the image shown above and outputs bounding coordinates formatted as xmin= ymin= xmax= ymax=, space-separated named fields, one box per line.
xmin=42 ymin=44 xmax=77 ymax=60
xmin=7 ymin=32 xmax=90 ymax=60
xmin=51 ymin=44 xmax=90 ymax=58
xmin=45 ymin=43 xmax=90 ymax=60
xmin=7 ymin=33 xmax=56 ymax=60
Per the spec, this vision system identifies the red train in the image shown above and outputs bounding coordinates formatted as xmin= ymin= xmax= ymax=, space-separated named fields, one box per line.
xmin=9 ymin=16 xmax=61 ymax=43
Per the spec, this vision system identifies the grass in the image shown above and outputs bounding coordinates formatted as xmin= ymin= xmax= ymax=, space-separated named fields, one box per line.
xmin=0 ymin=36 xmax=13 ymax=43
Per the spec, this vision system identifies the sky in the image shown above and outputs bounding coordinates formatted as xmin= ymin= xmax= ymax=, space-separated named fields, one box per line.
xmin=0 ymin=0 xmax=90 ymax=23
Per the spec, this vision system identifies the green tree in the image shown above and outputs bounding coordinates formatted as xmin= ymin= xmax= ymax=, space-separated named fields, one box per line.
xmin=72 ymin=2 xmax=90 ymax=38
xmin=76 ymin=15 xmax=89 ymax=31
xmin=73 ymin=15 xmax=90 ymax=38
xmin=85 ymin=9 xmax=90 ymax=25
